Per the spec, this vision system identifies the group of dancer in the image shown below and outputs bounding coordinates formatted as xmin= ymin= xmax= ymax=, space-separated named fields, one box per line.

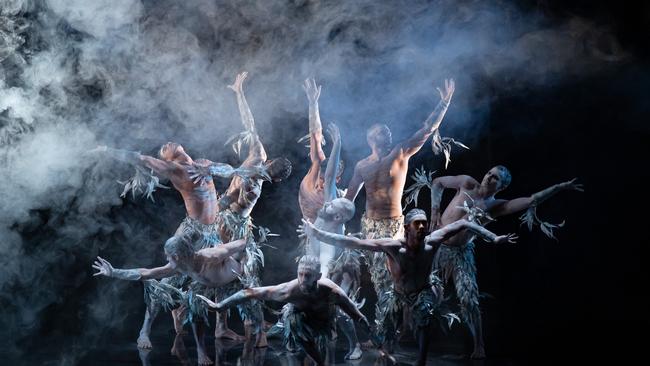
xmin=91 ymin=72 xmax=582 ymax=365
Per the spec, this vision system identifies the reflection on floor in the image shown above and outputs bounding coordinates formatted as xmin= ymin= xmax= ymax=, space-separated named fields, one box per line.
xmin=78 ymin=332 xmax=537 ymax=365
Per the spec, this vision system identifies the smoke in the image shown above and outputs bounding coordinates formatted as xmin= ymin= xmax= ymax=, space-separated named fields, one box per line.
xmin=0 ymin=0 xmax=625 ymax=363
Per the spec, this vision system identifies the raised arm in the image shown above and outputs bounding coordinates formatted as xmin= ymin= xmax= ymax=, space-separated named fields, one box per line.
xmin=228 ymin=72 xmax=267 ymax=165
xmin=396 ymin=79 xmax=455 ymax=157
xmin=322 ymin=123 xmax=342 ymax=202
xmin=344 ymin=163 xmax=364 ymax=202
xmin=298 ymin=219 xmax=397 ymax=252
xmin=491 ymin=178 xmax=584 ymax=218
xmin=426 ymin=219 xmax=517 ymax=245
xmin=196 ymin=282 xmax=292 ymax=311
xmin=91 ymin=145 xmax=176 ymax=178
xmin=92 ymin=256 xmax=176 ymax=281
xmin=301 ymin=78 xmax=326 ymax=189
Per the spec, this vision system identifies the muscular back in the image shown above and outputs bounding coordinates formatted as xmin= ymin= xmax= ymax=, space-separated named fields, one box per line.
xmin=167 ymin=163 xmax=219 ymax=225
xmin=353 ymin=151 xmax=408 ymax=219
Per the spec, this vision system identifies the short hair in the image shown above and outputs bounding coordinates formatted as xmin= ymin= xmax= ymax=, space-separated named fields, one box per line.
xmin=267 ymin=157 xmax=292 ymax=181
xmin=404 ymin=208 xmax=427 ymax=225
xmin=494 ymin=165 xmax=512 ymax=189
xmin=297 ymin=255 xmax=320 ymax=273
xmin=164 ymin=235 xmax=194 ymax=259
xmin=159 ymin=142 xmax=183 ymax=159
xmin=366 ymin=123 xmax=389 ymax=141
xmin=332 ymin=198 xmax=355 ymax=222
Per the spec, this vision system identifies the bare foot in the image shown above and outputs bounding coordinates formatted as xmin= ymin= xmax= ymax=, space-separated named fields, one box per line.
xmin=137 ymin=334 xmax=152 ymax=349
xmin=360 ymin=339 xmax=376 ymax=350
xmin=345 ymin=343 xmax=362 ymax=360
xmin=471 ymin=347 xmax=486 ymax=359
xmin=379 ymin=349 xmax=397 ymax=364
xmin=197 ymin=348 xmax=213 ymax=365
xmin=215 ymin=328 xmax=245 ymax=342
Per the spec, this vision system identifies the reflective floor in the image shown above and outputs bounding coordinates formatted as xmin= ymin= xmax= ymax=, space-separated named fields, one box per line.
xmin=77 ymin=332 xmax=539 ymax=366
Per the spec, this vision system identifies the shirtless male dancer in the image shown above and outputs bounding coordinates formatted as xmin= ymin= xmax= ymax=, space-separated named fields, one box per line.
xmin=345 ymin=78 xmax=455 ymax=342
xmin=92 ymin=142 xmax=252 ymax=348
xmin=193 ymin=72 xmax=292 ymax=346
xmin=93 ymin=235 xmax=250 ymax=365
xmin=299 ymin=209 xmax=516 ymax=366
xmin=429 ymin=166 xmax=583 ymax=358
xmin=197 ymin=255 xmax=370 ymax=366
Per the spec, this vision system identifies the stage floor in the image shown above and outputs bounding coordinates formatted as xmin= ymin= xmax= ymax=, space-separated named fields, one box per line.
xmin=76 ymin=332 xmax=542 ymax=366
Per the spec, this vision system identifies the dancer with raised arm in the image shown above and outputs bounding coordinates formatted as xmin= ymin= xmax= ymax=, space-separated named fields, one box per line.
xmin=344 ymin=79 xmax=455 ymax=345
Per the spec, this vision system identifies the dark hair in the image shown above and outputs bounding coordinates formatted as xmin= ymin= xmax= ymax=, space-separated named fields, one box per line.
xmin=298 ymin=255 xmax=320 ymax=273
xmin=494 ymin=165 xmax=512 ymax=189
xmin=404 ymin=208 xmax=427 ymax=225
xmin=164 ymin=235 xmax=194 ymax=259
xmin=267 ymin=157 xmax=292 ymax=181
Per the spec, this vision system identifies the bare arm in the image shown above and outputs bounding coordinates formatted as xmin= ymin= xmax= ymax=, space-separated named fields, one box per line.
xmin=92 ymin=256 xmax=176 ymax=281
xmin=301 ymin=78 xmax=326 ymax=189
xmin=331 ymin=283 xmax=368 ymax=325
xmin=344 ymin=163 xmax=364 ymax=202
xmin=426 ymin=219 xmax=517 ymax=244
xmin=196 ymin=282 xmax=292 ymax=310
xmin=298 ymin=219 xmax=397 ymax=252
xmin=92 ymin=146 xmax=176 ymax=178
xmin=322 ymin=123 xmax=341 ymax=202
xmin=396 ymin=79 xmax=455 ymax=157
xmin=204 ymin=239 xmax=247 ymax=260
xmin=229 ymin=72 xmax=267 ymax=165
xmin=491 ymin=178 xmax=584 ymax=218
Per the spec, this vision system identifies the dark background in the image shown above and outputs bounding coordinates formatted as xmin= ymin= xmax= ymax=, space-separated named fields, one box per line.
xmin=1 ymin=0 xmax=648 ymax=364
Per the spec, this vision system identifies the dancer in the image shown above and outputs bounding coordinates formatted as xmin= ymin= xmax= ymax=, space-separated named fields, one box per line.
xmin=196 ymin=255 xmax=370 ymax=366
xmin=91 ymin=142 xmax=254 ymax=348
xmin=202 ymin=72 xmax=292 ymax=346
xmin=344 ymin=78 xmax=455 ymax=343
xmin=93 ymin=235 xmax=251 ymax=365
xmin=428 ymin=167 xmax=583 ymax=358
xmin=299 ymin=209 xmax=516 ymax=366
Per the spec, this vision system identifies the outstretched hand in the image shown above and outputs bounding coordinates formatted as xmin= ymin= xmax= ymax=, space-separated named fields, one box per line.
xmin=296 ymin=219 xmax=315 ymax=239
xmin=326 ymin=122 xmax=340 ymax=144
xmin=436 ymin=78 xmax=455 ymax=104
xmin=561 ymin=178 xmax=584 ymax=192
xmin=186 ymin=164 xmax=212 ymax=186
xmin=195 ymin=294 xmax=223 ymax=311
xmin=228 ymin=71 xmax=248 ymax=94
xmin=92 ymin=256 xmax=114 ymax=277
xmin=494 ymin=233 xmax=518 ymax=244
xmin=303 ymin=77 xmax=321 ymax=104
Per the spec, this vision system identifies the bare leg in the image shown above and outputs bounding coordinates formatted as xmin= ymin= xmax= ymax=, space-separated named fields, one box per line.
xmin=191 ymin=321 xmax=213 ymax=365
xmin=137 ymin=304 xmax=159 ymax=349
xmin=466 ymin=308 xmax=485 ymax=359
xmin=172 ymin=306 xmax=187 ymax=334
xmin=415 ymin=324 xmax=433 ymax=366
xmin=215 ymin=308 xmax=245 ymax=341
xmin=338 ymin=313 xmax=362 ymax=360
